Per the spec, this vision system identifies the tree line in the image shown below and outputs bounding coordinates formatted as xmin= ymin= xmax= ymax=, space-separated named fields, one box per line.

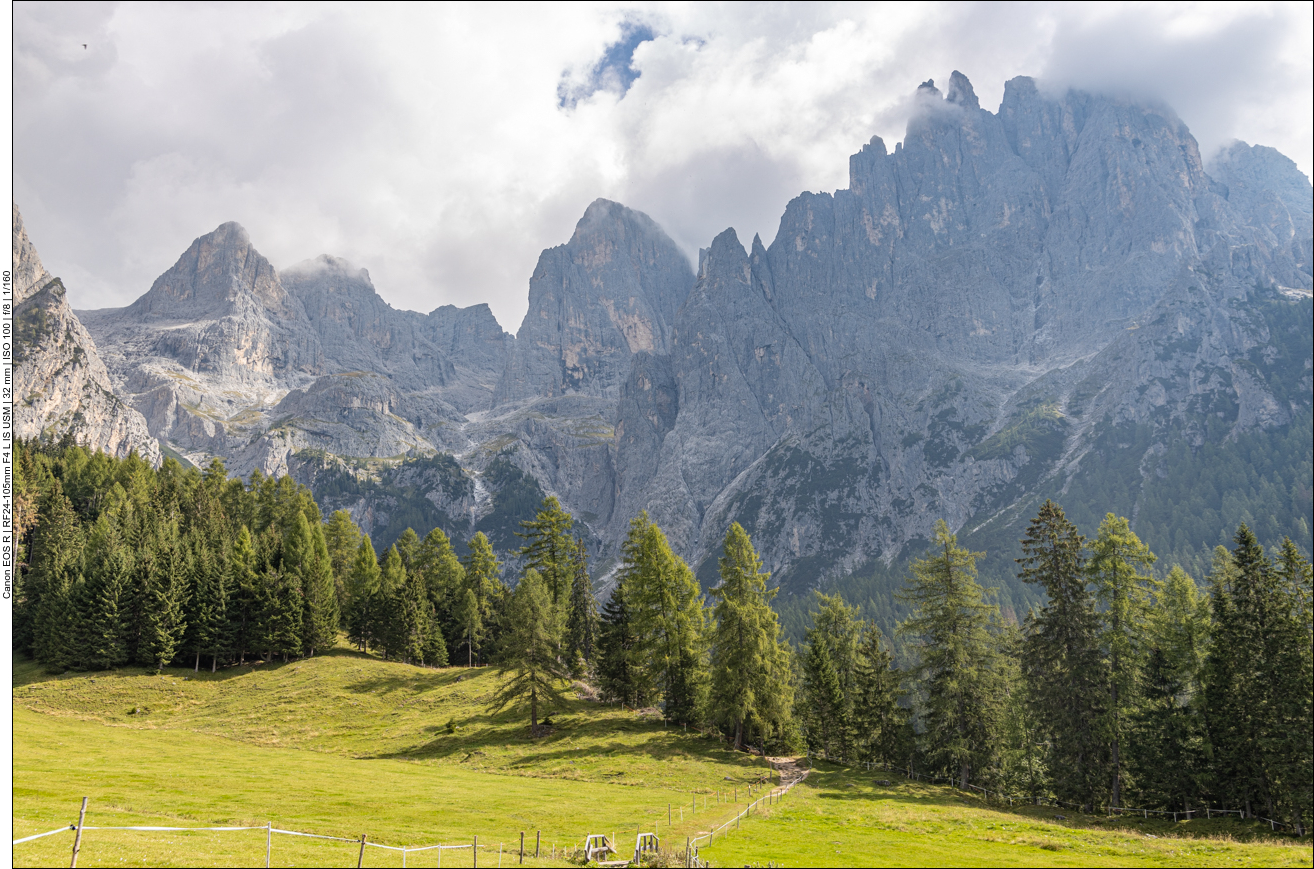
xmin=796 ymin=505 xmax=1310 ymax=835
xmin=13 ymin=440 xmax=1311 ymax=832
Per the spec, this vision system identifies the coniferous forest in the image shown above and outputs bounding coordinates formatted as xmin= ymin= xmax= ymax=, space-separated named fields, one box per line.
xmin=13 ymin=437 xmax=1312 ymax=834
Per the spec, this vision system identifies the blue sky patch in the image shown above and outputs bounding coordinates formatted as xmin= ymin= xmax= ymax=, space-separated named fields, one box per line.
xmin=558 ymin=21 xmax=656 ymax=109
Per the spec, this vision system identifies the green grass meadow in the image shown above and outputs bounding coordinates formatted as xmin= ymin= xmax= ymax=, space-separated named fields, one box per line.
xmin=12 ymin=651 xmax=1313 ymax=867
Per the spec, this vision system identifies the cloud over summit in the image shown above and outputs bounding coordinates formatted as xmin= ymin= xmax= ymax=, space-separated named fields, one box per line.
xmin=14 ymin=2 xmax=1312 ymax=335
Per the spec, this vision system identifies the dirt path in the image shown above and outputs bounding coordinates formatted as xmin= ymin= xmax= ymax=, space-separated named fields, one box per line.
xmin=766 ymin=756 xmax=809 ymax=793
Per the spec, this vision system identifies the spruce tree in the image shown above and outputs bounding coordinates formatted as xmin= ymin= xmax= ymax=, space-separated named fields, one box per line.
xmin=26 ymin=483 xmax=84 ymax=668
xmin=415 ymin=526 xmax=464 ymax=661
xmin=1273 ymin=538 xmax=1313 ymax=834
xmin=802 ymin=592 xmax=863 ymax=761
xmin=323 ymin=509 xmax=363 ymax=619
xmin=76 ymin=517 xmax=132 ymax=670
xmin=1018 ymin=500 xmax=1105 ymax=809
xmin=898 ymin=519 xmax=1000 ymax=789
xmin=377 ymin=545 xmax=408 ymax=660
xmin=565 ymin=537 xmax=599 ymax=670
xmin=490 ymin=569 xmax=569 ymax=735
xmin=596 ymin=582 xmax=639 ymax=705
xmin=802 ymin=638 xmax=845 ymax=759
xmin=517 ymin=496 xmax=576 ymax=607
xmin=184 ymin=536 xmax=227 ymax=672
xmin=228 ymin=526 xmax=261 ymax=664
xmin=709 ymin=523 xmax=793 ymax=751
xmin=1088 ymin=513 xmax=1157 ymax=808
xmin=139 ymin=522 xmax=189 ymax=670
xmin=852 ymin=624 xmax=908 ymax=768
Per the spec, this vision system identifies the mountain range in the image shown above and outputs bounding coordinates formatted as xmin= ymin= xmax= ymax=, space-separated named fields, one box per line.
xmin=16 ymin=72 xmax=1312 ymax=630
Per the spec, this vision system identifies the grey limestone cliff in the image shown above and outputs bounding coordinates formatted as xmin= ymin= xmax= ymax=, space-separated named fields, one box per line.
xmin=13 ymin=203 xmax=160 ymax=464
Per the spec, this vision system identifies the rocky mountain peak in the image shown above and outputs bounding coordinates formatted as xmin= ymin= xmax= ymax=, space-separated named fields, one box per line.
xmin=494 ymin=199 xmax=695 ymax=404
xmin=12 ymin=201 xmax=50 ymax=304
xmin=122 ymin=221 xmax=296 ymax=323
xmin=945 ymin=70 xmax=980 ymax=110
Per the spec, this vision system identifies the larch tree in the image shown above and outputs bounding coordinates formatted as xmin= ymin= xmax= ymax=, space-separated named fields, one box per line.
xmin=622 ymin=513 xmax=707 ymax=725
xmin=1087 ymin=513 xmax=1157 ymax=809
xmin=709 ymin=523 xmax=793 ymax=751
xmin=518 ymin=496 xmax=576 ymax=607
xmin=898 ymin=519 xmax=1000 ymax=790
xmin=490 ymin=569 xmax=569 ymax=735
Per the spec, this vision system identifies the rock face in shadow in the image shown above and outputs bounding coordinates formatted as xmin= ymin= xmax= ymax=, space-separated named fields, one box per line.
xmin=42 ymin=72 xmax=1312 ymax=590
xmin=13 ymin=203 xmax=160 ymax=464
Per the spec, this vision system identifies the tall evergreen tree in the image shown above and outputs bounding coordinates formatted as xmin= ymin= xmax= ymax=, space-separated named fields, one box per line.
xmin=76 ymin=516 xmax=132 ymax=670
xmin=377 ymin=545 xmax=408 ymax=660
xmin=323 ymin=509 xmax=363 ymax=620
xmin=461 ymin=532 xmax=503 ymax=662
xmin=228 ymin=526 xmax=261 ymax=664
xmin=1087 ymin=513 xmax=1157 ymax=808
xmin=852 ymin=624 xmax=909 ymax=768
xmin=621 ymin=513 xmax=707 ymax=725
xmin=1018 ymin=500 xmax=1105 ymax=809
xmin=709 ymin=523 xmax=793 ymax=751
xmin=801 ymin=592 xmax=863 ymax=761
xmin=415 ymin=526 xmax=464 ymax=661
xmin=184 ymin=536 xmax=228 ymax=672
xmin=490 ymin=569 xmax=569 ymax=734
xmin=565 ymin=537 xmax=599 ymax=671
xmin=898 ymin=519 xmax=1000 ymax=790
xmin=457 ymin=587 xmax=483 ymax=668
xmin=138 ymin=521 xmax=189 ymax=670
xmin=517 ymin=497 xmax=576 ymax=607
xmin=344 ymin=536 xmax=382 ymax=652
xmin=802 ymin=637 xmax=845 ymax=759
xmin=596 ymin=581 xmax=639 ymax=705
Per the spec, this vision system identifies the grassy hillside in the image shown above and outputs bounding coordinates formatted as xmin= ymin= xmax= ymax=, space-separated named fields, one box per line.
xmin=13 ymin=653 xmax=1312 ymax=867
xmin=701 ymin=763 xmax=1312 ymax=868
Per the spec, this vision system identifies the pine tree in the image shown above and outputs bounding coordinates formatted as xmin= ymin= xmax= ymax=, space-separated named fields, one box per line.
xmin=1018 ymin=500 xmax=1105 ymax=809
xmin=1087 ymin=513 xmax=1157 ymax=808
xmin=26 ymin=483 xmax=84 ymax=669
xmin=288 ymin=513 xmax=338 ymax=657
xmin=709 ymin=523 xmax=793 ymax=751
xmin=517 ymin=496 xmax=576 ymax=607
xmin=415 ymin=526 xmax=464 ymax=661
xmin=565 ymin=537 xmax=599 ymax=669
xmin=621 ymin=513 xmax=707 ymax=725
xmin=377 ymin=545 xmax=408 ymax=660
xmin=596 ymin=582 xmax=639 ymax=705
xmin=184 ymin=536 xmax=227 ymax=672
xmin=228 ymin=526 xmax=261 ymax=664
xmin=1273 ymin=538 xmax=1313 ymax=834
xmin=898 ymin=519 xmax=1000 ymax=790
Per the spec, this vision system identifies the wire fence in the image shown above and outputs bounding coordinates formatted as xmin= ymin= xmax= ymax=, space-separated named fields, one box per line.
xmin=13 ymin=803 xmax=566 ymax=868
xmin=807 ymin=751 xmax=1309 ymax=836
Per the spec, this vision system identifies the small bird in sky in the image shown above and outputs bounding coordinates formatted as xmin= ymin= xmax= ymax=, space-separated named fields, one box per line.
xmin=82 ymin=43 xmax=87 ymax=49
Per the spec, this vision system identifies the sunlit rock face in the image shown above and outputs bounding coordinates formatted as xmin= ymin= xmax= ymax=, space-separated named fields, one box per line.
xmin=13 ymin=202 xmax=160 ymax=464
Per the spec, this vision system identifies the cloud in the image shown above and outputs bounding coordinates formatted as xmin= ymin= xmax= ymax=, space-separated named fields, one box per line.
xmin=559 ymin=20 xmax=658 ymax=109
xmin=13 ymin=2 xmax=1312 ymax=335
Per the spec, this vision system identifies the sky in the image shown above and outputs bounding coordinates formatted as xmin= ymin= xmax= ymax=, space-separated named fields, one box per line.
xmin=13 ymin=1 xmax=1314 ymax=334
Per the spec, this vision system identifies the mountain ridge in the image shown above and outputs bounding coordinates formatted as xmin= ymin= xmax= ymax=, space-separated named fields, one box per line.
xmin=21 ymin=71 xmax=1308 ymax=610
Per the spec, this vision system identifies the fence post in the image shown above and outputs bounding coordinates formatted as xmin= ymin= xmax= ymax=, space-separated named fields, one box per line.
xmin=519 ymin=832 xmax=524 ymax=863
xmin=473 ymin=835 xmax=478 ymax=869
xmin=357 ymin=834 xmax=367 ymax=868
xmin=685 ymin=837 xmax=690 ymax=869
xmin=669 ymin=804 xmax=672 ymax=824
xmin=536 ymin=830 xmax=541 ymax=858
xmin=266 ymin=821 xmax=272 ymax=868
xmin=69 ymin=797 xmax=89 ymax=869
